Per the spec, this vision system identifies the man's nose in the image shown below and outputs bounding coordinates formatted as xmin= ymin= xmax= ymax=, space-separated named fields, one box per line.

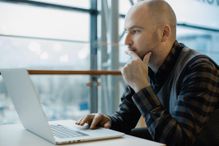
xmin=125 ymin=33 xmax=133 ymax=46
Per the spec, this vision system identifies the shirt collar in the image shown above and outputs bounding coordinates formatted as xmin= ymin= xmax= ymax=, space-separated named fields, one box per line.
xmin=149 ymin=40 xmax=185 ymax=91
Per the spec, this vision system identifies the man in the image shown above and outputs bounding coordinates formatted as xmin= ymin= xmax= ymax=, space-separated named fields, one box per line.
xmin=76 ymin=0 xmax=219 ymax=146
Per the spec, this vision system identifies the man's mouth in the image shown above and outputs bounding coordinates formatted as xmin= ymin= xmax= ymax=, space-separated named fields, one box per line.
xmin=128 ymin=47 xmax=136 ymax=52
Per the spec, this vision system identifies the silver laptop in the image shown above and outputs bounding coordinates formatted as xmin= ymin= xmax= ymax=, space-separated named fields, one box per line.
xmin=0 ymin=68 xmax=124 ymax=144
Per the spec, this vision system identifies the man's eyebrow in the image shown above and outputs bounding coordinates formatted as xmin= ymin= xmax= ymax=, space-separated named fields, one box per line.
xmin=125 ymin=26 xmax=144 ymax=31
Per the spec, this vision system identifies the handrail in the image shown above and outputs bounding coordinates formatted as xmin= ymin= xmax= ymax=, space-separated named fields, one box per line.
xmin=27 ymin=70 xmax=121 ymax=75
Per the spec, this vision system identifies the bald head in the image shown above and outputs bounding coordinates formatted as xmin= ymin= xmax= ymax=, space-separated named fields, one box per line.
xmin=145 ymin=0 xmax=176 ymax=37
xmin=127 ymin=0 xmax=177 ymax=41
xmin=141 ymin=0 xmax=176 ymax=24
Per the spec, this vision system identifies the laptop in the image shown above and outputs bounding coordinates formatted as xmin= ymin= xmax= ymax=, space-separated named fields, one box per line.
xmin=0 ymin=68 xmax=124 ymax=144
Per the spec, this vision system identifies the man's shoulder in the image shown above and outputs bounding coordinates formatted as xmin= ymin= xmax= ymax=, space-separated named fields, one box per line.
xmin=178 ymin=46 xmax=217 ymax=69
xmin=186 ymin=52 xmax=218 ymax=70
xmin=177 ymin=47 xmax=218 ymax=84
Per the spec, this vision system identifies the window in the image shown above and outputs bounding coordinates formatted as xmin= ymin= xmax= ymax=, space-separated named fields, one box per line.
xmin=166 ymin=0 xmax=219 ymax=63
xmin=177 ymin=27 xmax=219 ymax=63
xmin=0 ymin=2 xmax=89 ymax=41
xmin=30 ymin=0 xmax=91 ymax=9
xmin=0 ymin=1 xmax=91 ymax=124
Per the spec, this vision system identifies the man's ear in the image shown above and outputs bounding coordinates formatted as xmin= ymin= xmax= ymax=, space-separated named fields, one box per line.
xmin=161 ymin=25 xmax=170 ymax=42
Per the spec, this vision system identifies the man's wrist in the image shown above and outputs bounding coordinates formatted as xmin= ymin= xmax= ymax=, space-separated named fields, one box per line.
xmin=132 ymin=86 xmax=161 ymax=112
xmin=134 ymin=83 xmax=150 ymax=93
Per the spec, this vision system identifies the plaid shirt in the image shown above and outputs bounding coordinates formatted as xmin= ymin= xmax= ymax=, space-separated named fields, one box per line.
xmin=110 ymin=41 xmax=219 ymax=146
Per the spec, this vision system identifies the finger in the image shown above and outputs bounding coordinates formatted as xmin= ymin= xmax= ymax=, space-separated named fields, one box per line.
xmin=120 ymin=67 xmax=125 ymax=76
xmin=77 ymin=116 xmax=87 ymax=125
xmin=103 ymin=121 xmax=111 ymax=128
xmin=99 ymin=115 xmax=111 ymax=126
xmin=90 ymin=114 xmax=103 ymax=129
xmin=75 ymin=119 xmax=80 ymax=125
xmin=80 ymin=115 xmax=93 ymax=126
xmin=120 ymin=67 xmax=128 ymax=83
xmin=75 ymin=117 xmax=84 ymax=125
xmin=125 ymin=50 xmax=140 ymax=60
xmin=75 ymin=115 xmax=87 ymax=124
xmin=143 ymin=52 xmax=152 ymax=65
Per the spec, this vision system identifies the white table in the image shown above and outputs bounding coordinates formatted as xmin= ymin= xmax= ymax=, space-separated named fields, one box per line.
xmin=0 ymin=120 xmax=165 ymax=146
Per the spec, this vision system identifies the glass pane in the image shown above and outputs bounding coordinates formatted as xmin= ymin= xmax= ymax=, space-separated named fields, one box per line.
xmin=119 ymin=0 xmax=131 ymax=15
xmin=98 ymin=76 xmax=124 ymax=114
xmin=119 ymin=0 xmax=140 ymax=15
xmin=0 ymin=1 xmax=91 ymax=125
xmin=0 ymin=2 xmax=90 ymax=41
xmin=0 ymin=75 xmax=90 ymax=124
xmin=166 ymin=0 xmax=219 ymax=29
xmin=177 ymin=26 xmax=219 ymax=64
xmin=29 ymin=0 xmax=90 ymax=9
xmin=119 ymin=18 xmax=130 ymax=65
xmin=0 ymin=36 xmax=90 ymax=69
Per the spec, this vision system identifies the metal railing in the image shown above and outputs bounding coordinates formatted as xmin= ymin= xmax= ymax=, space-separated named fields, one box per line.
xmin=0 ymin=69 xmax=121 ymax=113
xmin=27 ymin=70 xmax=121 ymax=75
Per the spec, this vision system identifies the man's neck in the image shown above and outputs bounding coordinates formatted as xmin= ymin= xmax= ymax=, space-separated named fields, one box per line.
xmin=149 ymin=41 xmax=174 ymax=73
xmin=149 ymin=54 xmax=166 ymax=73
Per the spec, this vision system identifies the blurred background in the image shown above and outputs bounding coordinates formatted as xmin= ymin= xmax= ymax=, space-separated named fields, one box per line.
xmin=0 ymin=0 xmax=219 ymax=125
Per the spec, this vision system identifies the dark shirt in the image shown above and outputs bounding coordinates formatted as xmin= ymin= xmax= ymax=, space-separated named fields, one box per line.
xmin=110 ymin=41 xmax=219 ymax=146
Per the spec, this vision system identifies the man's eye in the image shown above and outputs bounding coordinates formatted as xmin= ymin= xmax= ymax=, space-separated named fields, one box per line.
xmin=131 ymin=30 xmax=140 ymax=34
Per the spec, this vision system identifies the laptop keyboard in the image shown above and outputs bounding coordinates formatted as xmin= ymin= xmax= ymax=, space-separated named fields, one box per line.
xmin=50 ymin=125 xmax=88 ymax=138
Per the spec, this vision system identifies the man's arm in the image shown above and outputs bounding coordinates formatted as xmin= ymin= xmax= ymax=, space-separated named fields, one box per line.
xmin=76 ymin=86 xmax=141 ymax=132
xmin=132 ymin=59 xmax=219 ymax=146
xmin=109 ymin=86 xmax=141 ymax=133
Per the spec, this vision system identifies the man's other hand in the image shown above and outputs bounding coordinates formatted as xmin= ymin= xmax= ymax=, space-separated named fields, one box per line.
xmin=75 ymin=113 xmax=111 ymax=129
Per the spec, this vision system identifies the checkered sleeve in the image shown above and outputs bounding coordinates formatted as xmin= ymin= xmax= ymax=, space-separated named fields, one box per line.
xmin=132 ymin=58 xmax=219 ymax=146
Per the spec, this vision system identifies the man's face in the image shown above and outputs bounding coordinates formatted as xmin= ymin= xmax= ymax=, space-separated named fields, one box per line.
xmin=124 ymin=6 xmax=160 ymax=60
